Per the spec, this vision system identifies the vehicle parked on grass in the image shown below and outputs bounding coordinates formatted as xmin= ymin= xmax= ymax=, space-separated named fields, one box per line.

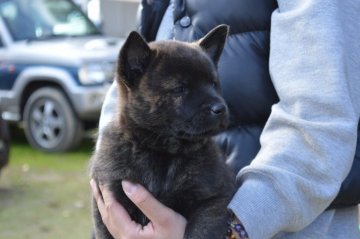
xmin=0 ymin=0 xmax=123 ymax=152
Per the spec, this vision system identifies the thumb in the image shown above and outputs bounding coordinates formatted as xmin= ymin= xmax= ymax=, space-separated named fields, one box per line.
xmin=122 ymin=180 xmax=176 ymax=226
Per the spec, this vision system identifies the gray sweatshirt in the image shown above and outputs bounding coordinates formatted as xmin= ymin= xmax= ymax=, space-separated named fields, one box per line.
xmin=98 ymin=1 xmax=360 ymax=238
xmin=228 ymin=1 xmax=360 ymax=239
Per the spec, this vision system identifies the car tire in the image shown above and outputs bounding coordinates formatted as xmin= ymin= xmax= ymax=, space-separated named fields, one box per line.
xmin=23 ymin=87 xmax=83 ymax=152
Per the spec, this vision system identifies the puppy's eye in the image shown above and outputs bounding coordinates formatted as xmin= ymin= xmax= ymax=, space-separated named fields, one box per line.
xmin=212 ymin=81 xmax=218 ymax=88
xmin=173 ymin=86 xmax=187 ymax=94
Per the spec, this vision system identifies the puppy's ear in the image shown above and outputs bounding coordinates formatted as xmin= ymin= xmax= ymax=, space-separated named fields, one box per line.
xmin=117 ymin=31 xmax=151 ymax=89
xmin=198 ymin=24 xmax=229 ymax=64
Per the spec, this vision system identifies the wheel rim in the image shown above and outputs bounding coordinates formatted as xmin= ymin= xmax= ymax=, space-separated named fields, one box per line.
xmin=29 ymin=98 xmax=65 ymax=149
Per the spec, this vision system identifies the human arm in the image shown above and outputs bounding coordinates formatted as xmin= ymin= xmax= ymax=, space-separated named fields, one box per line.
xmin=228 ymin=1 xmax=360 ymax=239
xmin=96 ymin=81 xmax=118 ymax=150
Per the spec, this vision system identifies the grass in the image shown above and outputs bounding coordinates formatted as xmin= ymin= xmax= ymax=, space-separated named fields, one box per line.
xmin=0 ymin=128 xmax=95 ymax=239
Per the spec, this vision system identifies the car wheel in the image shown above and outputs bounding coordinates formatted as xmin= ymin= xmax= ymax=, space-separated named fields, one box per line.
xmin=23 ymin=87 xmax=83 ymax=152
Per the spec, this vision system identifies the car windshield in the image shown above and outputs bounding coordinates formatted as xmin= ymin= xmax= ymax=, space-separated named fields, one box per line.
xmin=0 ymin=0 xmax=100 ymax=41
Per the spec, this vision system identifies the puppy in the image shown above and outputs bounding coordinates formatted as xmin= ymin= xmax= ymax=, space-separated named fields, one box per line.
xmin=91 ymin=25 xmax=235 ymax=239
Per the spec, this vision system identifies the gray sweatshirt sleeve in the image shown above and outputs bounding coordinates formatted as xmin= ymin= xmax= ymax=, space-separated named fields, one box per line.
xmin=95 ymin=81 xmax=118 ymax=150
xmin=228 ymin=1 xmax=360 ymax=239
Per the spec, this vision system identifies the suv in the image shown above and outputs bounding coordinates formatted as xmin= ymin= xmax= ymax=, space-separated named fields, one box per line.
xmin=0 ymin=0 xmax=123 ymax=152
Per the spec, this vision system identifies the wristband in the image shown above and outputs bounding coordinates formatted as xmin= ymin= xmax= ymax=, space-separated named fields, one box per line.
xmin=226 ymin=211 xmax=249 ymax=239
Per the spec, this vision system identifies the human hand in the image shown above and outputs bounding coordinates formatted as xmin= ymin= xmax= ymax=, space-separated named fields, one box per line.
xmin=90 ymin=179 xmax=187 ymax=239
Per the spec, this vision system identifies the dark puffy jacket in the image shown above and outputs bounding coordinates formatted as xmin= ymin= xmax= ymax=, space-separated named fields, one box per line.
xmin=138 ymin=0 xmax=360 ymax=207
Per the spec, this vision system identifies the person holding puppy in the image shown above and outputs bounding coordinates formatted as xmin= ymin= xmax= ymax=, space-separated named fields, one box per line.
xmin=91 ymin=0 xmax=360 ymax=239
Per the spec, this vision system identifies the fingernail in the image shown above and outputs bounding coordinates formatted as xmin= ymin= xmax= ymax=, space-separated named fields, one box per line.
xmin=122 ymin=180 xmax=137 ymax=195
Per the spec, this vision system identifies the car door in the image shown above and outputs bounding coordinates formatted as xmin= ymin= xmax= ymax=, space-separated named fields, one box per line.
xmin=0 ymin=30 xmax=16 ymax=91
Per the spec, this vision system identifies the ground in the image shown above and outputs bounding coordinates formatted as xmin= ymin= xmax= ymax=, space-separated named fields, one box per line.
xmin=0 ymin=129 xmax=94 ymax=239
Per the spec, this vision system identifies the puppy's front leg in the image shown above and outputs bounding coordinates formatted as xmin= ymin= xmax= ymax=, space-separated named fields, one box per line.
xmin=184 ymin=198 xmax=230 ymax=239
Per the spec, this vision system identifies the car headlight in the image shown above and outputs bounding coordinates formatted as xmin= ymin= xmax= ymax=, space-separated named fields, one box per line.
xmin=78 ymin=62 xmax=115 ymax=85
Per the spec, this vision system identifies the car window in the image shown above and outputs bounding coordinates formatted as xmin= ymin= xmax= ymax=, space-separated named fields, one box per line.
xmin=0 ymin=0 xmax=100 ymax=41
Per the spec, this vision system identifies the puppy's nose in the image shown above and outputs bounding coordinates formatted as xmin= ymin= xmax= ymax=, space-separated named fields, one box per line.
xmin=210 ymin=103 xmax=226 ymax=115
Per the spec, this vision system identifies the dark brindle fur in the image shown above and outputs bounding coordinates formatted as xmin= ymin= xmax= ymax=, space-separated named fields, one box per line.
xmin=90 ymin=25 xmax=236 ymax=239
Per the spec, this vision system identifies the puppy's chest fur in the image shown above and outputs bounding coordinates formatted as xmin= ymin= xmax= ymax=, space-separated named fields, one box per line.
xmin=91 ymin=122 xmax=232 ymax=225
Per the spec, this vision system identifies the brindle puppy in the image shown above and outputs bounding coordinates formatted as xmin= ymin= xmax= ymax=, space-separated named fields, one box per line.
xmin=91 ymin=25 xmax=235 ymax=239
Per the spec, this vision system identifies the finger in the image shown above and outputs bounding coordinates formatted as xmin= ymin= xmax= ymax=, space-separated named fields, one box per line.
xmin=122 ymin=180 xmax=175 ymax=226
xmin=90 ymin=179 xmax=105 ymax=213
xmin=98 ymin=183 xmax=138 ymax=234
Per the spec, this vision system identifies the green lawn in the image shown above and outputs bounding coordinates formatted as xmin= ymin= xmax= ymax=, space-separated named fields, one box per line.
xmin=0 ymin=129 xmax=95 ymax=239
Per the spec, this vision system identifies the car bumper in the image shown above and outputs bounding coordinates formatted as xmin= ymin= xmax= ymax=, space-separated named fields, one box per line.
xmin=70 ymin=83 xmax=111 ymax=121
